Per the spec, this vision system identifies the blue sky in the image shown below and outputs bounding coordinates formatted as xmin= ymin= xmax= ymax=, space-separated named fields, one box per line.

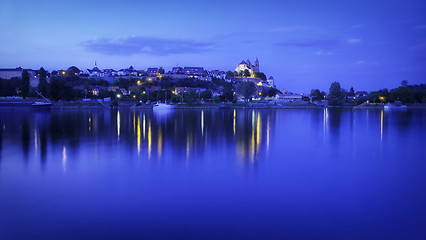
xmin=1 ymin=0 xmax=425 ymax=92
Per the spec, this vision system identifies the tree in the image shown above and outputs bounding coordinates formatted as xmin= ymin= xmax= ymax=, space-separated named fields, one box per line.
xmin=348 ymin=87 xmax=355 ymax=96
xmin=21 ymin=70 xmax=30 ymax=98
xmin=38 ymin=67 xmax=49 ymax=97
xmin=183 ymin=90 xmax=198 ymax=104
xmin=390 ymin=86 xmax=414 ymax=103
xmin=226 ymin=71 xmax=233 ymax=77
xmin=236 ymin=81 xmax=256 ymax=102
xmin=254 ymin=72 xmax=267 ymax=80
xmin=67 ymin=66 xmax=80 ymax=76
xmin=328 ymin=81 xmax=344 ymax=106
xmin=0 ymin=77 xmax=21 ymax=96
xmin=368 ymin=88 xmax=390 ymax=103
xmin=243 ymin=69 xmax=251 ymax=77
xmin=158 ymin=68 xmax=165 ymax=74
xmin=220 ymin=82 xmax=235 ymax=102
xmin=268 ymin=88 xmax=280 ymax=97
xmin=200 ymin=90 xmax=213 ymax=100
xmin=401 ymin=80 xmax=408 ymax=86
xmin=310 ymin=89 xmax=322 ymax=101
xmin=170 ymin=94 xmax=182 ymax=103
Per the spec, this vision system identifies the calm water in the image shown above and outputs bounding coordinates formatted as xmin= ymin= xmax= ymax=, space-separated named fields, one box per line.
xmin=0 ymin=108 xmax=425 ymax=239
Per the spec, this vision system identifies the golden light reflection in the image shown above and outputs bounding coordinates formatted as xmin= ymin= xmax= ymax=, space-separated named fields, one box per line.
xmin=251 ymin=125 xmax=255 ymax=162
xmin=233 ymin=109 xmax=236 ymax=135
xmin=88 ymin=116 xmax=91 ymax=132
xmin=143 ymin=114 xmax=146 ymax=139
xmin=251 ymin=112 xmax=255 ymax=162
xmin=137 ymin=115 xmax=141 ymax=156
xmin=62 ymin=145 xmax=67 ymax=173
xmin=148 ymin=121 xmax=152 ymax=159
xmin=256 ymin=112 xmax=261 ymax=154
xmin=133 ymin=111 xmax=136 ymax=136
xmin=158 ymin=127 xmax=162 ymax=158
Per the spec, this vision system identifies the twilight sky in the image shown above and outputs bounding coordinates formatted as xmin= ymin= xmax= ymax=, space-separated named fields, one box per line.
xmin=1 ymin=0 xmax=425 ymax=93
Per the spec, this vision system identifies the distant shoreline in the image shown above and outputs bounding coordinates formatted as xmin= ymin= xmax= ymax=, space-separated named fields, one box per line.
xmin=2 ymin=98 xmax=426 ymax=110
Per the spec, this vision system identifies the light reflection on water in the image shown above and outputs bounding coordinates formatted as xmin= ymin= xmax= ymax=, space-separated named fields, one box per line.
xmin=0 ymin=108 xmax=425 ymax=239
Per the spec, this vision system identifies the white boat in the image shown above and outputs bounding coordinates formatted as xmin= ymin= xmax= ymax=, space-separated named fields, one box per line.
xmin=153 ymin=103 xmax=174 ymax=110
xmin=384 ymin=103 xmax=407 ymax=110
xmin=32 ymin=102 xmax=52 ymax=108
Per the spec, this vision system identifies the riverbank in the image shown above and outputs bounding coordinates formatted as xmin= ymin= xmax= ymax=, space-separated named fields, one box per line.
xmin=3 ymin=98 xmax=426 ymax=109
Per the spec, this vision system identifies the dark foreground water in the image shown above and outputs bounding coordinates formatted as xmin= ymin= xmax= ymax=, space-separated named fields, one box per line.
xmin=0 ymin=108 xmax=425 ymax=239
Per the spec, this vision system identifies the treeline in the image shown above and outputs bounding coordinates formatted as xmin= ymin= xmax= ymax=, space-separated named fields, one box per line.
xmin=311 ymin=81 xmax=426 ymax=106
xmin=366 ymin=84 xmax=426 ymax=103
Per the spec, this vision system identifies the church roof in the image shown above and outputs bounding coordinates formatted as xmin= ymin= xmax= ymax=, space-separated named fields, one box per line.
xmin=239 ymin=60 xmax=246 ymax=65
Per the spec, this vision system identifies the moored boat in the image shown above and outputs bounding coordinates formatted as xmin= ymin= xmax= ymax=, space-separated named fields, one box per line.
xmin=384 ymin=103 xmax=407 ymax=110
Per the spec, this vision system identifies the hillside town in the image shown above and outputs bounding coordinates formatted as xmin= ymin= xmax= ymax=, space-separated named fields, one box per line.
xmin=0 ymin=59 xmax=425 ymax=107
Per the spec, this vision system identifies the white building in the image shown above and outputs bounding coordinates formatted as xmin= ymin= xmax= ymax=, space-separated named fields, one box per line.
xmin=235 ymin=58 xmax=259 ymax=76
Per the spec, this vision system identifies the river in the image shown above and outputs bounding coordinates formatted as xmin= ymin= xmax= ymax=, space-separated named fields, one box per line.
xmin=0 ymin=108 xmax=425 ymax=239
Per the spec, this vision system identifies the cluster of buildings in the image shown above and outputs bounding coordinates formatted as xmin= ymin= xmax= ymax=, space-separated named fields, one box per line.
xmin=0 ymin=67 xmax=40 ymax=87
xmin=0 ymin=58 xmax=294 ymax=100
xmin=79 ymin=59 xmax=276 ymax=88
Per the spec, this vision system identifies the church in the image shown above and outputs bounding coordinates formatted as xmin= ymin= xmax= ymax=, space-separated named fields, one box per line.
xmin=235 ymin=58 xmax=259 ymax=76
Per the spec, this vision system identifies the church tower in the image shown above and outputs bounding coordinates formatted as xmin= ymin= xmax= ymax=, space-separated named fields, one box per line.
xmin=254 ymin=58 xmax=259 ymax=72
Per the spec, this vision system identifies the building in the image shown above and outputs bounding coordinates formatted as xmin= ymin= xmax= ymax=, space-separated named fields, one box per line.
xmin=267 ymin=76 xmax=275 ymax=87
xmin=183 ymin=67 xmax=205 ymax=76
xmin=277 ymin=92 xmax=303 ymax=102
xmin=0 ymin=67 xmax=23 ymax=79
xmin=147 ymin=68 xmax=159 ymax=76
xmin=85 ymin=62 xmax=104 ymax=77
xmin=171 ymin=67 xmax=184 ymax=74
xmin=235 ymin=58 xmax=259 ymax=76
xmin=209 ymin=70 xmax=226 ymax=79
xmin=0 ymin=67 xmax=38 ymax=87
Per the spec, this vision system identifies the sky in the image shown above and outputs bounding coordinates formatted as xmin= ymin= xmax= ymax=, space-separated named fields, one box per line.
xmin=1 ymin=0 xmax=425 ymax=93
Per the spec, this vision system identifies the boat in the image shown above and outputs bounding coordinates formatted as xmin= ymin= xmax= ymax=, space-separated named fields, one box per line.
xmin=0 ymin=101 xmax=51 ymax=109
xmin=0 ymin=92 xmax=52 ymax=109
xmin=153 ymin=91 xmax=174 ymax=110
xmin=153 ymin=103 xmax=174 ymax=110
xmin=32 ymin=102 xmax=52 ymax=107
xmin=384 ymin=103 xmax=407 ymax=110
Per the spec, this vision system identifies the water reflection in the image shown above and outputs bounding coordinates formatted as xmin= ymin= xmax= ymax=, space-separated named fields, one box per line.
xmin=62 ymin=145 xmax=67 ymax=173
xmin=0 ymin=108 xmax=423 ymax=168
xmin=21 ymin=117 xmax=30 ymax=162
xmin=327 ymin=108 xmax=342 ymax=137
xmin=0 ymin=119 xmax=2 ymax=163
xmin=1 ymin=109 xmax=425 ymax=240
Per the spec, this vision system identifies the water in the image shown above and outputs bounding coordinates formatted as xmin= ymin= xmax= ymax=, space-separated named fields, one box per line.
xmin=0 ymin=108 xmax=425 ymax=239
